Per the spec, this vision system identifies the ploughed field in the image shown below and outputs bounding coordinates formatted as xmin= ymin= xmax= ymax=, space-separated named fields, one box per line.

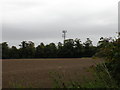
xmin=2 ymin=58 xmax=103 ymax=88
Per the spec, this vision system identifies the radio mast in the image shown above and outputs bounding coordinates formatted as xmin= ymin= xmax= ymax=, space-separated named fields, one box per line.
xmin=62 ymin=30 xmax=67 ymax=43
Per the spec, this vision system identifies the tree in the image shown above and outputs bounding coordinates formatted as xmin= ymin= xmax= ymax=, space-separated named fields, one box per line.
xmin=74 ymin=38 xmax=83 ymax=57
xmin=95 ymin=32 xmax=120 ymax=84
xmin=19 ymin=41 xmax=35 ymax=58
xmin=26 ymin=41 xmax=35 ymax=58
xmin=1 ymin=38 xmax=98 ymax=59
xmin=83 ymin=38 xmax=95 ymax=57
xmin=35 ymin=43 xmax=45 ymax=58
xmin=62 ymin=39 xmax=75 ymax=58
xmin=57 ymin=42 xmax=63 ymax=57
xmin=19 ymin=41 xmax=28 ymax=58
xmin=9 ymin=46 xmax=19 ymax=59
xmin=2 ymin=42 xmax=10 ymax=59
xmin=44 ymin=43 xmax=57 ymax=58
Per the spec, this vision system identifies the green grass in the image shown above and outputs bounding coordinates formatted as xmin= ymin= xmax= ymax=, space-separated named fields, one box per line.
xmin=49 ymin=62 xmax=120 ymax=88
xmin=9 ymin=80 xmax=33 ymax=88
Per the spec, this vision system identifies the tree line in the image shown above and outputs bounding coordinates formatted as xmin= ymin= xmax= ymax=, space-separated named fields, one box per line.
xmin=1 ymin=38 xmax=98 ymax=59
xmin=1 ymin=33 xmax=120 ymax=86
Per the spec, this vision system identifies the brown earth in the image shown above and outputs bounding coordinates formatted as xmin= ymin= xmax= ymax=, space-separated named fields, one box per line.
xmin=2 ymin=58 xmax=104 ymax=88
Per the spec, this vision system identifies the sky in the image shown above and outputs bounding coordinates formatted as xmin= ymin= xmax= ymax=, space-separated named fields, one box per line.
xmin=1 ymin=0 xmax=119 ymax=47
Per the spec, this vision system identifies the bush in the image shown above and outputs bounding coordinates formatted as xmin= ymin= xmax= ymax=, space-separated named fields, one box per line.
xmin=95 ymin=32 xmax=120 ymax=86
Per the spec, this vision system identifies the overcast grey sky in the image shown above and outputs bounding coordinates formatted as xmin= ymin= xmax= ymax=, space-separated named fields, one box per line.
xmin=1 ymin=0 xmax=119 ymax=47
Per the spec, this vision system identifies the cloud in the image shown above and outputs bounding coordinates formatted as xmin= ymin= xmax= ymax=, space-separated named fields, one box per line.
xmin=2 ymin=0 xmax=119 ymax=46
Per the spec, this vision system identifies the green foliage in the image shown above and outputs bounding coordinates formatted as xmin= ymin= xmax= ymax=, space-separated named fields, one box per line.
xmin=83 ymin=38 xmax=96 ymax=57
xmin=49 ymin=62 xmax=120 ymax=88
xmin=19 ymin=41 xmax=35 ymax=58
xmin=95 ymin=32 xmax=120 ymax=86
xmin=35 ymin=43 xmax=45 ymax=58
xmin=9 ymin=80 xmax=33 ymax=88
xmin=90 ymin=63 xmax=118 ymax=88
xmin=49 ymin=33 xmax=120 ymax=88
xmin=9 ymin=46 xmax=19 ymax=58
xmin=95 ymin=33 xmax=120 ymax=61
xmin=2 ymin=42 xmax=10 ymax=59
xmin=2 ymin=38 xmax=97 ymax=59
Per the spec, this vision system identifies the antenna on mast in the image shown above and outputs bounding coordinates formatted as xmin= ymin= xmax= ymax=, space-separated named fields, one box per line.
xmin=62 ymin=30 xmax=67 ymax=43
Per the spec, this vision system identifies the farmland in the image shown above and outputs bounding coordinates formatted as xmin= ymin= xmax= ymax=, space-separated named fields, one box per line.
xmin=2 ymin=58 xmax=103 ymax=88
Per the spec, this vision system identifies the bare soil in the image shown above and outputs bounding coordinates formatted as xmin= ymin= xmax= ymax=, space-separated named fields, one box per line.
xmin=2 ymin=58 xmax=103 ymax=88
